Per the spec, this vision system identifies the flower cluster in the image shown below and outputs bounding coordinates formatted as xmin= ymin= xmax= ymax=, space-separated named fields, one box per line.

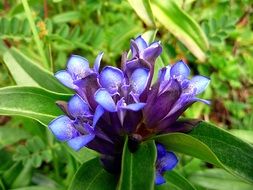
xmin=49 ymin=36 xmax=210 ymax=184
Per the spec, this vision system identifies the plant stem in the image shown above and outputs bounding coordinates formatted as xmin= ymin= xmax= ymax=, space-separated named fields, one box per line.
xmin=48 ymin=43 xmax=54 ymax=72
xmin=22 ymin=0 xmax=49 ymax=68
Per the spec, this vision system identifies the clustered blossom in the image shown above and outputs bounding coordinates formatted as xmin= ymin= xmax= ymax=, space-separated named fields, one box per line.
xmin=49 ymin=36 xmax=210 ymax=184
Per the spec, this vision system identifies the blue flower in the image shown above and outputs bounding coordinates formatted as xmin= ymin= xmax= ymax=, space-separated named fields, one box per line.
xmin=49 ymin=95 xmax=95 ymax=151
xmin=155 ymin=143 xmax=178 ymax=185
xmin=49 ymin=35 xmax=210 ymax=183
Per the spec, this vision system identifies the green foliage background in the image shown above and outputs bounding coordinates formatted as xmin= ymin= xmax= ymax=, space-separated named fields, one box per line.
xmin=0 ymin=0 xmax=252 ymax=189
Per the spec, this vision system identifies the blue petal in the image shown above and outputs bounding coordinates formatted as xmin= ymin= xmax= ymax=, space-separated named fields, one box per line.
xmin=67 ymin=55 xmax=90 ymax=79
xmin=135 ymin=36 xmax=148 ymax=51
xmin=94 ymin=88 xmax=117 ymax=112
xmin=116 ymin=98 xmax=126 ymax=125
xmin=93 ymin=52 xmax=104 ymax=73
xmin=161 ymin=152 xmax=178 ymax=172
xmin=130 ymin=40 xmax=139 ymax=58
xmin=55 ymin=70 xmax=75 ymax=89
xmin=48 ymin=116 xmax=77 ymax=141
xmin=67 ymin=134 xmax=95 ymax=151
xmin=99 ymin=66 xmax=124 ymax=94
xmin=170 ymin=60 xmax=190 ymax=79
xmin=120 ymin=103 xmax=146 ymax=111
xmin=190 ymin=75 xmax=210 ymax=94
xmin=83 ymin=123 xmax=94 ymax=134
xmin=156 ymin=143 xmax=166 ymax=159
xmin=93 ymin=105 xmax=104 ymax=127
xmin=158 ymin=65 xmax=171 ymax=82
xmin=141 ymin=42 xmax=162 ymax=62
xmin=68 ymin=95 xmax=90 ymax=118
xmin=155 ymin=172 xmax=166 ymax=185
xmin=130 ymin=68 xmax=149 ymax=94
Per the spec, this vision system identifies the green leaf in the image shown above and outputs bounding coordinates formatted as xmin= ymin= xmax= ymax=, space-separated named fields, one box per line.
xmin=64 ymin=144 xmax=98 ymax=164
xmin=0 ymin=127 xmax=30 ymax=149
xmin=154 ymin=122 xmax=253 ymax=183
xmin=229 ymin=129 xmax=253 ymax=144
xmin=11 ymin=159 xmax=33 ymax=188
xmin=2 ymin=162 xmax=23 ymax=187
xmin=142 ymin=30 xmax=157 ymax=44
xmin=128 ymin=0 xmax=155 ymax=27
xmin=0 ymin=86 xmax=70 ymax=126
xmin=150 ymin=0 xmax=209 ymax=62
xmin=10 ymin=187 xmax=58 ymax=190
xmin=188 ymin=169 xmax=253 ymax=190
xmin=22 ymin=0 xmax=49 ymax=68
xmin=11 ymin=186 xmax=59 ymax=190
xmin=3 ymin=48 xmax=71 ymax=93
xmin=52 ymin=11 xmax=81 ymax=23
xmin=164 ymin=171 xmax=197 ymax=190
xmin=69 ymin=158 xmax=117 ymax=190
xmin=117 ymin=138 xmax=156 ymax=190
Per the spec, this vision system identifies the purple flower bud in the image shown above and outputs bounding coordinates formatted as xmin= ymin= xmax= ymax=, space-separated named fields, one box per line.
xmin=155 ymin=143 xmax=178 ymax=185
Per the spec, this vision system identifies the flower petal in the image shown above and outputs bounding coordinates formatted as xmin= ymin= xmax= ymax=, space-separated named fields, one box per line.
xmin=67 ymin=134 xmax=95 ymax=151
xmin=74 ymin=73 xmax=100 ymax=110
xmin=161 ymin=152 xmax=178 ymax=172
xmin=144 ymin=79 xmax=181 ymax=127
xmin=68 ymin=95 xmax=90 ymax=118
xmin=130 ymin=40 xmax=139 ymax=58
xmin=155 ymin=172 xmax=166 ymax=185
xmin=48 ymin=116 xmax=77 ymax=141
xmin=120 ymin=102 xmax=146 ymax=111
xmin=67 ymin=55 xmax=90 ymax=79
xmin=170 ymin=60 xmax=190 ymax=79
xmin=93 ymin=52 xmax=104 ymax=73
xmin=158 ymin=65 xmax=171 ymax=82
xmin=156 ymin=143 xmax=166 ymax=159
xmin=99 ymin=66 xmax=124 ymax=94
xmin=93 ymin=105 xmax=104 ymax=127
xmin=141 ymin=42 xmax=162 ymax=62
xmin=94 ymin=88 xmax=117 ymax=112
xmin=55 ymin=70 xmax=75 ymax=89
xmin=130 ymin=68 xmax=149 ymax=94
xmin=135 ymin=35 xmax=148 ymax=51
xmin=189 ymin=75 xmax=210 ymax=94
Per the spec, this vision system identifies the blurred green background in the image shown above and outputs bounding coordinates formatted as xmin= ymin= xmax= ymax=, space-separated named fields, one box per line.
xmin=0 ymin=0 xmax=252 ymax=189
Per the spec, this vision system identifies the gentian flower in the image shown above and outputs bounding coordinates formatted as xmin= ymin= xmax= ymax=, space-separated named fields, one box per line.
xmin=48 ymin=35 xmax=210 ymax=185
xmin=155 ymin=143 xmax=178 ymax=185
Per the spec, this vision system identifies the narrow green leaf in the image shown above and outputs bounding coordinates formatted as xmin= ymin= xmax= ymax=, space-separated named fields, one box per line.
xmin=69 ymin=158 xmax=117 ymax=190
xmin=0 ymin=179 xmax=5 ymax=190
xmin=56 ymin=24 xmax=70 ymax=38
xmin=21 ymin=0 xmax=49 ymax=68
xmin=11 ymin=159 xmax=33 ymax=188
xmin=3 ymin=51 xmax=38 ymax=86
xmin=0 ymin=86 xmax=70 ymax=126
xmin=154 ymin=122 xmax=253 ymax=183
xmin=142 ymin=30 xmax=157 ymax=44
xmin=3 ymin=48 xmax=71 ymax=93
xmin=52 ymin=11 xmax=81 ymax=23
xmin=188 ymin=169 xmax=253 ymax=190
xmin=10 ymin=187 xmax=58 ymax=190
xmin=117 ymin=138 xmax=156 ymax=190
xmin=128 ymin=0 xmax=155 ymax=27
xmin=2 ymin=162 xmax=23 ymax=187
xmin=164 ymin=171 xmax=197 ymax=190
xmin=151 ymin=0 xmax=209 ymax=62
